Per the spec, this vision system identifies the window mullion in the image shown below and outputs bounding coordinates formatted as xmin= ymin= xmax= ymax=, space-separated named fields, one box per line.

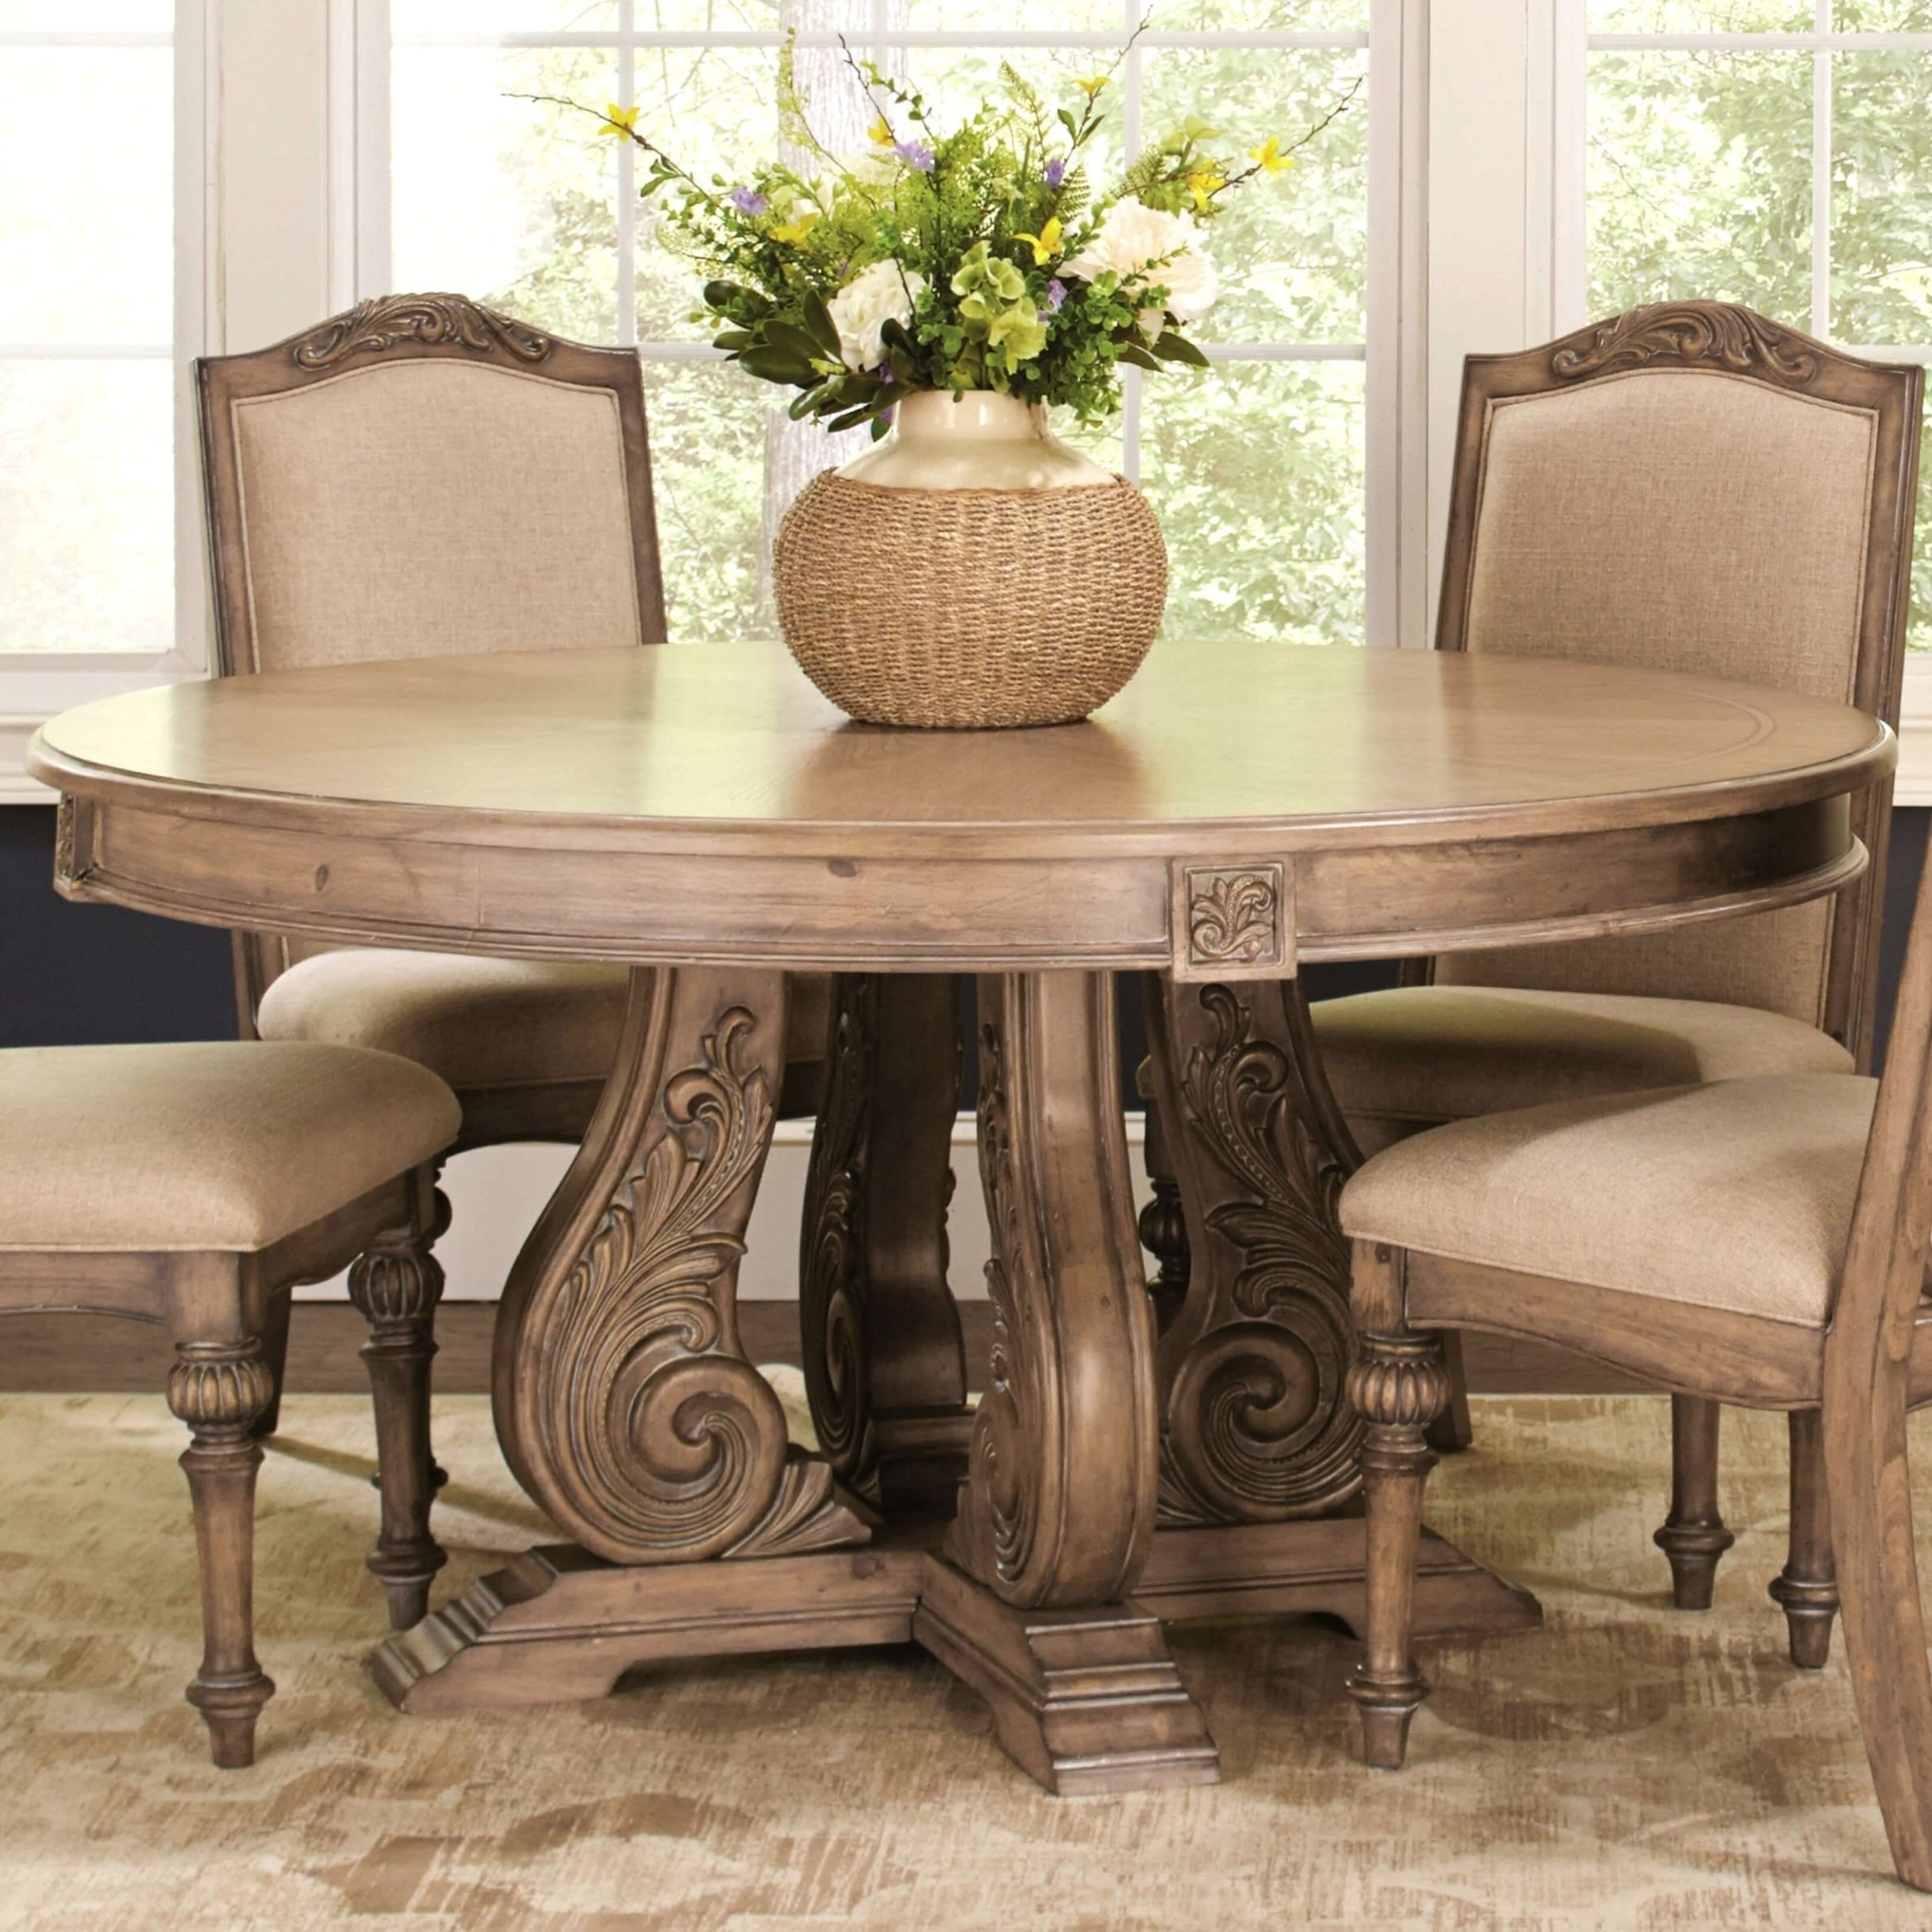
xmin=618 ymin=0 xmax=636 ymax=348
xmin=1813 ymin=0 xmax=1832 ymax=339
xmin=1120 ymin=0 xmax=1142 ymax=487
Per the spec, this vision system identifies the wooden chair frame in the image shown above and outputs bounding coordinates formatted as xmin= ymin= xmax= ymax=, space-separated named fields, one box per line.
xmin=0 ymin=1163 xmax=446 ymax=1767
xmin=1419 ymin=301 xmax=1921 ymax=1608
xmin=1429 ymin=299 xmax=1920 ymax=1070
xmin=195 ymin=291 xmax=670 ymax=1154
xmin=1346 ymin=817 xmax=1932 ymax=1885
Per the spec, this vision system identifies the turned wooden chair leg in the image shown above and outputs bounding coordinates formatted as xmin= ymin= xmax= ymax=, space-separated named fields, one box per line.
xmin=1655 ymin=1394 xmax=1735 ymax=1608
xmin=348 ymin=1183 xmax=449 ymax=1630
xmin=1345 ymin=1312 xmax=1451 ymax=1770
xmin=1770 ymin=1409 xmax=1838 ymax=1668
xmin=167 ymin=1338 xmax=278 ymax=1768
xmin=1135 ymin=1071 xmax=1191 ymax=1336
xmin=250 ymin=1290 xmax=293 ymax=1440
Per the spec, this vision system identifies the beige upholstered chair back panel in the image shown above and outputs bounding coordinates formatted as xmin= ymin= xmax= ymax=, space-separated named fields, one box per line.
xmin=197 ymin=295 xmax=668 ymax=1015
xmin=230 ymin=361 xmax=642 ymax=672
xmin=1431 ymin=306 xmax=1920 ymax=1053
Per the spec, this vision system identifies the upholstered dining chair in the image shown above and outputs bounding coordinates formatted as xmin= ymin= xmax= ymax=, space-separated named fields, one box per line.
xmin=194 ymin=294 xmax=831 ymax=1426
xmin=1307 ymin=302 xmax=1922 ymax=1636
xmin=1333 ymin=826 xmax=1932 ymax=1895
xmin=0 ymin=1039 xmax=460 ymax=1766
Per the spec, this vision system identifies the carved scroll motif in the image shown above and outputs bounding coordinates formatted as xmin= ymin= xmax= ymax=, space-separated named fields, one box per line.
xmin=948 ymin=974 xmax=1157 ymax=1610
xmin=53 ymin=795 xmax=85 ymax=887
xmin=520 ymin=999 xmax=868 ymax=1565
xmin=293 ymin=295 xmax=556 ymax=370
xmin=954 ymin=1015 xmax=1049 ymax=1594
xmin=1157 ymin=983 xmax=1363 ymax=1524
xmin=1550 ymin=302 xmax=1819 ymax=385
xmin=1186 ymin=866 xmax=1284 ymax=972
xmin=799 ymin=975 xmax=881 ymax=1499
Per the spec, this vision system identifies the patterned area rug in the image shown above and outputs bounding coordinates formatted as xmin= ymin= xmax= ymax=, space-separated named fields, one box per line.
xmin=2 ymin=1383 xmax=1930 ymax=1930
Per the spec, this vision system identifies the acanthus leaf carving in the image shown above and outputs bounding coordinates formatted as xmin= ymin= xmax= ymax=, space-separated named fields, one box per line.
xmin=1158 ymin=983 xmax=1362 ymax=1525
xmin=1550 ymin=301 xmax=1818 ymax=385
xmin=528 ymin=1003 xmax=868 ymax=1565
xmin=949 ymin=1015 xmax=1048 ymax=1595
xmin=293 ymin=294 xmax=556 ymax=370
xmin=798 ymin=975 xmax=880 ymax=1499
xmin=1186 ymin=866 xmax=1283 ymax=971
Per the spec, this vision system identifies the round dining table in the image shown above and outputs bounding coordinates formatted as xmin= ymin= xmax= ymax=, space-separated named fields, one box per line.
xmin=28 ymin=637 xmax=1892 ymax=1794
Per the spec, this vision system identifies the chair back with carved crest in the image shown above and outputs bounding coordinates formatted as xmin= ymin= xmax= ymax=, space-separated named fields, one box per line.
xmin=1426 ymin=302 xmax=1921 ymax=1070
xmin=196 ymin=293 xmax=669 ymax=1023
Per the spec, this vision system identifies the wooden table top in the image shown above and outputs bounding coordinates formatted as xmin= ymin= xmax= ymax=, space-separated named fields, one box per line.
xmin=30 ymin=641 xmax=1892 ymax=973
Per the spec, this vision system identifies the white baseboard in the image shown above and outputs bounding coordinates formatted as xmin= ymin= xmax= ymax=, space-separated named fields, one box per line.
xmin=295 ymin=1112 xmax=1153 ymax=1303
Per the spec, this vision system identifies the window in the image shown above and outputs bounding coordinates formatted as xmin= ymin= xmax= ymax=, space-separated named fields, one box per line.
xmin=0 ymin=0 xmax=206 ymax=800
xmin=1569 ymin=2 xmax=1932 ymax=652
xmin=0 ymin=1 xmax=196 ymax=663
xmin=370 ymin=3 xmax=1384 ymax=648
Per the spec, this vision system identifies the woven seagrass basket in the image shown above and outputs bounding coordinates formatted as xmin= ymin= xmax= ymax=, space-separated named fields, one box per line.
xmin=772 ymin=472 xmax=1168 ymax=729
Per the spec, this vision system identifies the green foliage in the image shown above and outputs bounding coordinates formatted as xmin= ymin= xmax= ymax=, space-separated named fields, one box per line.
xmin=562 ymin=34 xmax=1348 ymax=431
xmin=449 ymin=39 xmax=1371 ymax=647
xmin=1586 ymin=40 xmax=1932 ymax=648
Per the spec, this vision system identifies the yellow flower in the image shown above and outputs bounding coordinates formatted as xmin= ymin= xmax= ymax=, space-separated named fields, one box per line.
xmin=596 ymin=102 xmax=640 ymax=139
xmin=868 ymin=114 xmax=893 ymax=145
xmin=770 ymin=209 xmax=820 ymax=246
xmin=1013 ymin=216 xmax=1063 ymax=266
xmin=1074 ymin=75 xmax=1110 ymax=98
xmin=1186 ymin=166 xmax=1224 ymax=213
xmin=1248 ymin=136 xmax=1292 ymax=175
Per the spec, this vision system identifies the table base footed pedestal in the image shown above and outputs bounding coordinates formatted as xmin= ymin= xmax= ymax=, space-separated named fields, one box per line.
xmin=371 ymin=1514 xmax=1540 ymax=1794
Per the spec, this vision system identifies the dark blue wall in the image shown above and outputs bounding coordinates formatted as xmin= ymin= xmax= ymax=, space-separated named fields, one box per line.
xmin=3 ymin=807 xmax=234 ymax=1047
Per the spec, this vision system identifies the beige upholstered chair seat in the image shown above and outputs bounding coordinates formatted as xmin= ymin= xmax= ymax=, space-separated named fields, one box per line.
xmin=1339 ymin=1071 xmax=1875 ymax=1327
xmin=1313 ymin=984 xmax=1855 ymax=1153
xmin=255 ymin=952 xmax=629 ymax=1090
xmin=0 ymin=1043 xmax=460 ymax=1252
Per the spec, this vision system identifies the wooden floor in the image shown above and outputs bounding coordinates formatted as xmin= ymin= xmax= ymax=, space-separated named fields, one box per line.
xmin=0 ymin=1301 xmax=1639 ymax=1396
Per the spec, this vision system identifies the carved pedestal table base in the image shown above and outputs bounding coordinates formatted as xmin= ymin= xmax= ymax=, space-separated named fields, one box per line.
xmin=378 ymin=967 xmax=1536 ymax=1796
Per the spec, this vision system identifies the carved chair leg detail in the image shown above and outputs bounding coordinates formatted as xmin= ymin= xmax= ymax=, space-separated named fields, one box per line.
xmin=1135 ymin=1069 xmax=1192 ymax=1337
xmin=251 ymin=1291 xmax=293 ymax=1440
xmin=1655 ymin=1395 xmax=1735 ymax=1610
xmin=350 ymin=1185 xmax=450 ymax=1630
xmin=1344 ymin=1313 xmax=1450 ymax=1771
xmin=168 ymin=1338 xmax=278 ymax=1768
xmin=1770 ymin=1408 xmax=1838 ymax=1669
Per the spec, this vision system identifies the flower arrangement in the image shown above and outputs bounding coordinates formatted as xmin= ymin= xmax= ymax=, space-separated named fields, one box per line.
xmin=545 ymin=41 xmax=1357 ymax=439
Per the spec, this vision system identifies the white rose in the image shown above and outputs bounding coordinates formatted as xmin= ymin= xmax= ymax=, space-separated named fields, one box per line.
xmin=827 ymin=259 xmax=927 ymax=373
xmin=1064 ymin=196 xmax=1220 ymax=325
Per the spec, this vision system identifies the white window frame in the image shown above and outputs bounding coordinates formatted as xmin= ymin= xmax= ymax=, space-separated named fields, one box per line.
xmin=1541 ymin=0 xmax=1932 ymax=799
xmin=0 ymin=0 xmax=215 ymax=802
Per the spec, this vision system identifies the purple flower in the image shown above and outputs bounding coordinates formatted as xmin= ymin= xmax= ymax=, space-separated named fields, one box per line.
xmin=878 ymin=362 xmax=895 ymax=383
xmin=895 ymin=140 xmax=936 ymax=173
xmin=878 ymin=404 xmax=896 ymax=428
xmin=729 ymin=187 xmax=768 ymax=216
xmin=1046 ymin=278 xmax=1067 ymax=312
xmin=1045 ymin=158 xmax=1066 ymax=188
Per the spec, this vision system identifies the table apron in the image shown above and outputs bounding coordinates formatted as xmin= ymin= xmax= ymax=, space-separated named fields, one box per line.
xmin=56 ymin=789 xmax=1859 ymax=971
